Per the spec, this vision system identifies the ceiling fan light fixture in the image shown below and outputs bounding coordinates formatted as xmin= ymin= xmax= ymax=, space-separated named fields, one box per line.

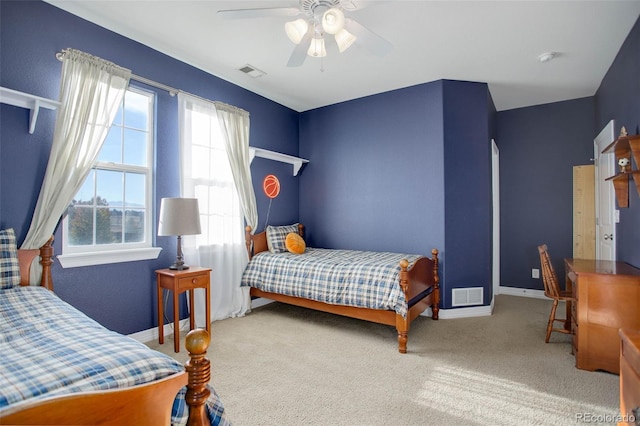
xmin=334 ymin=28 xmax=356 ymax=53
xmin=285 ymin=19 xmax=308 ymax=44
xmin=322 ymin=7 xmax=345 ymax=35
xmin=307 ymin=36 xmax=327 ymax=58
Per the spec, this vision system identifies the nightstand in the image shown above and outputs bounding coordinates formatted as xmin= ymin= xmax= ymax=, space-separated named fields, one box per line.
xmin=156 ymin=267 xmax=211 ymax=352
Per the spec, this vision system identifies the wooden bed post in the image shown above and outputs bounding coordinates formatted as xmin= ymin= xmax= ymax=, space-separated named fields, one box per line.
xmin=18 ymin=236 xmax=54 ymax=290
xmin=431 ymin=249 xmax=440 ymax=320
xmin=39 ymin=236 xmax=54 ymax=291
xmin=185 ymin=329 xmax=211 ymax=426
xmin=245 ymin=226 xmax=253 ymax=260
xmin=397 ymin=259 xmax=410 ymax=353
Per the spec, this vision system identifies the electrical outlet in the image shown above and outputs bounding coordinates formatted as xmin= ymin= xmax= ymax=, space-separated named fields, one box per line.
xmin=532 ymin=268 xmax=540 ymax=279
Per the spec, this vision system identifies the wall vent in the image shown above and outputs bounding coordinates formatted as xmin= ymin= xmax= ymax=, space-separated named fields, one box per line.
xmin=452 ymin=287 xmax=484 ymax=307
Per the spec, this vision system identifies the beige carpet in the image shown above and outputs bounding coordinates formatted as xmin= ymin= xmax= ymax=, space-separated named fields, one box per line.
xmin=147 ymin=295 xmax=619 ymax=426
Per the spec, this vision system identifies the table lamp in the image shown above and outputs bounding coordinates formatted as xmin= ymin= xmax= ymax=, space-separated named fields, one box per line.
xmin=158 ymin=197 xmax=201 ymax=270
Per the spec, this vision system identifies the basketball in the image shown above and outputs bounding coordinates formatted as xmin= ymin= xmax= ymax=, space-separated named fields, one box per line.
xmin=263 ymin=174 xmax=280 ymax=199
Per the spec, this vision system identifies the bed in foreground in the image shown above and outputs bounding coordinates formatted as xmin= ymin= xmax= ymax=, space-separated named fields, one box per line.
xmin=0 ymin=230 xmax=229 ymax=426
xmin=242 ymin=224 xmax=439 ymax=353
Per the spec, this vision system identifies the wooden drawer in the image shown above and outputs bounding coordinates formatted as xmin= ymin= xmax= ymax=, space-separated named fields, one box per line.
xmin=621 ymin=332 xmax=640 ymax=374
xmin=619 ymin=329 xmax=640 ymax=424
xmin=620 ymin=356 xmax=640 ymax=424
xmin=177 ymin=273 xmax=209 ymax=291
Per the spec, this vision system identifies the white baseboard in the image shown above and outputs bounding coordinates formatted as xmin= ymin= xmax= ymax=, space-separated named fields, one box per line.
xmin=497 ymin=286 xmax=546 ymax=299
xmin=128 ymin=318 xmax=189 ymax=343
xmin=430 ymin=296 xmax=495 ymax=319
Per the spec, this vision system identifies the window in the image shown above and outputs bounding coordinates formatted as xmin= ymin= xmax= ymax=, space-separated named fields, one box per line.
xmin=182 ymin=100 xmax=244 ymax=248
xmin=59 ymin=87 xmax=160 ymax=267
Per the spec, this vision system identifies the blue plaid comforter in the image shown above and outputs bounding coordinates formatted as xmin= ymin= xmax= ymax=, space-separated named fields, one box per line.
xmin=241 ymin=248 xmax=423 ymax=317
xmin=0 ymin=286 xmax=229 ymax=426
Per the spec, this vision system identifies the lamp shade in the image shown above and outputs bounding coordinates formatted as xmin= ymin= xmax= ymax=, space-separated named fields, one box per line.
xmin=322 ymin=8 xmax=345 ymax=35
xmin=285 ymin=19 xmax=309 ymax=44
xmin=158 ymin=198 xmax=201 ymax=236
xmin=335 ymin=28 xmax=356 ymax=53
xmin=307 ymin=37 xmax=326 ymax=58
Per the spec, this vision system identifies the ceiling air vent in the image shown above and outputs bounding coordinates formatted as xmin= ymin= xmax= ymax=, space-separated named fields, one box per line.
xmin=237 ymin=64 xmax=265 ymax=78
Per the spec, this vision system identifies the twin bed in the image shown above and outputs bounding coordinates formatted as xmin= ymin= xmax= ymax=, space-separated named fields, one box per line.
xmin=242 ymin=223 xmax=440 ymax=353
xmin=0 ymin=231 xmax=229 ymax=426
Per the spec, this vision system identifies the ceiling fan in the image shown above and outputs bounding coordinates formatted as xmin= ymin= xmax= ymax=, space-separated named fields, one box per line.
xmin=217 ymin=0 xmax=393 ymax=67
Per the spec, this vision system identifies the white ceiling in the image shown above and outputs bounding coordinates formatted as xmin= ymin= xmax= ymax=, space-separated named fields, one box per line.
xmin=44 ymin=0 xmax=640 ymax=112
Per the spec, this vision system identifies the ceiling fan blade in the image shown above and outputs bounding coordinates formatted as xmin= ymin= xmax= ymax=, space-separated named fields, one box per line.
xmin=340 ymin=0 xmax=395 ymax=12
xmin=344 ymin=18 xmax=393 ymax=56
xmin=217 ymin=7 xmax=300 ymax=19
xmin=287 ymin=28 xmax=314 ymax=67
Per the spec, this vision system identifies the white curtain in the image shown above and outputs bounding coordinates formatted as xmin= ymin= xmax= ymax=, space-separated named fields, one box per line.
xmin=178 ymin=93 xmax=257 ymax=325
xmin=215 ymin=103 xmax=258 ymax=232
xmin=21 ymin=49 xmax=131 ymax=250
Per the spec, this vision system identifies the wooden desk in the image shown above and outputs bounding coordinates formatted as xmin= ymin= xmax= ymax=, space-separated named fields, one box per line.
xmin=564 ymin=259 xmax=640 ymax=374
xmin=156 ymin=267 xmax=211 ymax=353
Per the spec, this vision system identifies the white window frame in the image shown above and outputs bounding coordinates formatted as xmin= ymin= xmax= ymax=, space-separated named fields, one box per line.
xmin=58 ymin=86 xmax=160 ymax=268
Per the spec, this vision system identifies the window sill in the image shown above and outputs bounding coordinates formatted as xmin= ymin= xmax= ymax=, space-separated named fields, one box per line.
xmin=58 ymin=247 xmax=162 ymax=268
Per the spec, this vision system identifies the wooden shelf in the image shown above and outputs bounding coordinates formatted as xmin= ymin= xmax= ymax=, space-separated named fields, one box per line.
xmin=249 ymin=147 xmax=309 ymax=176
xmin=0 ymin=87 xmax=60 ymax=134
xmin=602 ymin=134 xmax=640 ymax=208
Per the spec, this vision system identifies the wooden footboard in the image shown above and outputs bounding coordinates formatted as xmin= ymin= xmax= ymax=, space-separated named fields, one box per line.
xmin=0 ymin=373 xmax=187 ymax=425
xmin=245 ymin=225 xmax=440 ymax=353
xmin=0 ymin=329 xmax=211 ymax=425
xmin=6 ymin=240 xmax=213 ymax=426
xmin=396 ymin=249 xmax=439 ymax=353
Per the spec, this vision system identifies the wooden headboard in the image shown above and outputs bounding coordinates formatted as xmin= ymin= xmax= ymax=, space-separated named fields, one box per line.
xmin=17 ymin=236 xmax=54 ymax=290
xmin=245 ymin=224 xmax=305 ymax=260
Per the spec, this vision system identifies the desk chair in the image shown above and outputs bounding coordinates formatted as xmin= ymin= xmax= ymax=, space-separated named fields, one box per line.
xmin=538 ymin=244 xmax=576 ymax=343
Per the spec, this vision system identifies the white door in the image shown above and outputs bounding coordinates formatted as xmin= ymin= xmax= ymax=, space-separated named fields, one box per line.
xmin=492 ymin=140 xmax=500 ymax=297
xmin=594 ymin=120 xmax=616 ymax=261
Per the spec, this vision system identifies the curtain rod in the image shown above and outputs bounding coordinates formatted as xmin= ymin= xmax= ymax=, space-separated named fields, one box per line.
xmin=55 ymin=51 xmax=178 ymax=96
xmin=55 ymin=50 xmax=250 ymax=116
xmin=130 ymin=74 xmax=180 ymax=97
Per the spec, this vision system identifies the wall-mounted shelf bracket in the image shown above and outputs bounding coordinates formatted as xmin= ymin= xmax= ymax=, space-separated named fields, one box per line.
xmin=602 ymin=134 xmax=640 ymax=208
xmin=0 ymin=86 xmax=60 ymax=134
xmin=249 ymin=147 xmax=309 ymax=176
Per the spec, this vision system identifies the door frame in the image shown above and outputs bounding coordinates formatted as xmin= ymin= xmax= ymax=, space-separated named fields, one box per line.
xmin=594 ymin=120 xmax=616 ymax=261
xmin=492 ymin=139 xmax=500 ymax=297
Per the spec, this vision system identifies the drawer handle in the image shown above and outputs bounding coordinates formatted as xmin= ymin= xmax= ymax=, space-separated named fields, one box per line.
xmin=192 ymin=278 xmax=197 ymax=284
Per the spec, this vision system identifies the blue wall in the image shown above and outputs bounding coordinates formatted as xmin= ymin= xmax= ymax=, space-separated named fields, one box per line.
xmin=0 ymin=0 xmax=300 ymax=334
xmin=299 ymin=82 xmax=445 ymax=253
xmin=497 ymin=97 xmax=596 ymax=289
xmin=442 ymin=80 xmax=493 ymax=307
xmin=595 ymin=15 xmax=640 ymax=268
xmin=299 ymin=79 xmax=495 ymax=309
xmin=498 ymin=15 xmax=640 ymax=288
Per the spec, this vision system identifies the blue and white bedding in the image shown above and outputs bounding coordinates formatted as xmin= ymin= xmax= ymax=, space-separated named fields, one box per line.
xmin=241 ymin=248 xmax=423 ymax=317
xmin=0 ymin=286 xmax=229 ymax=426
